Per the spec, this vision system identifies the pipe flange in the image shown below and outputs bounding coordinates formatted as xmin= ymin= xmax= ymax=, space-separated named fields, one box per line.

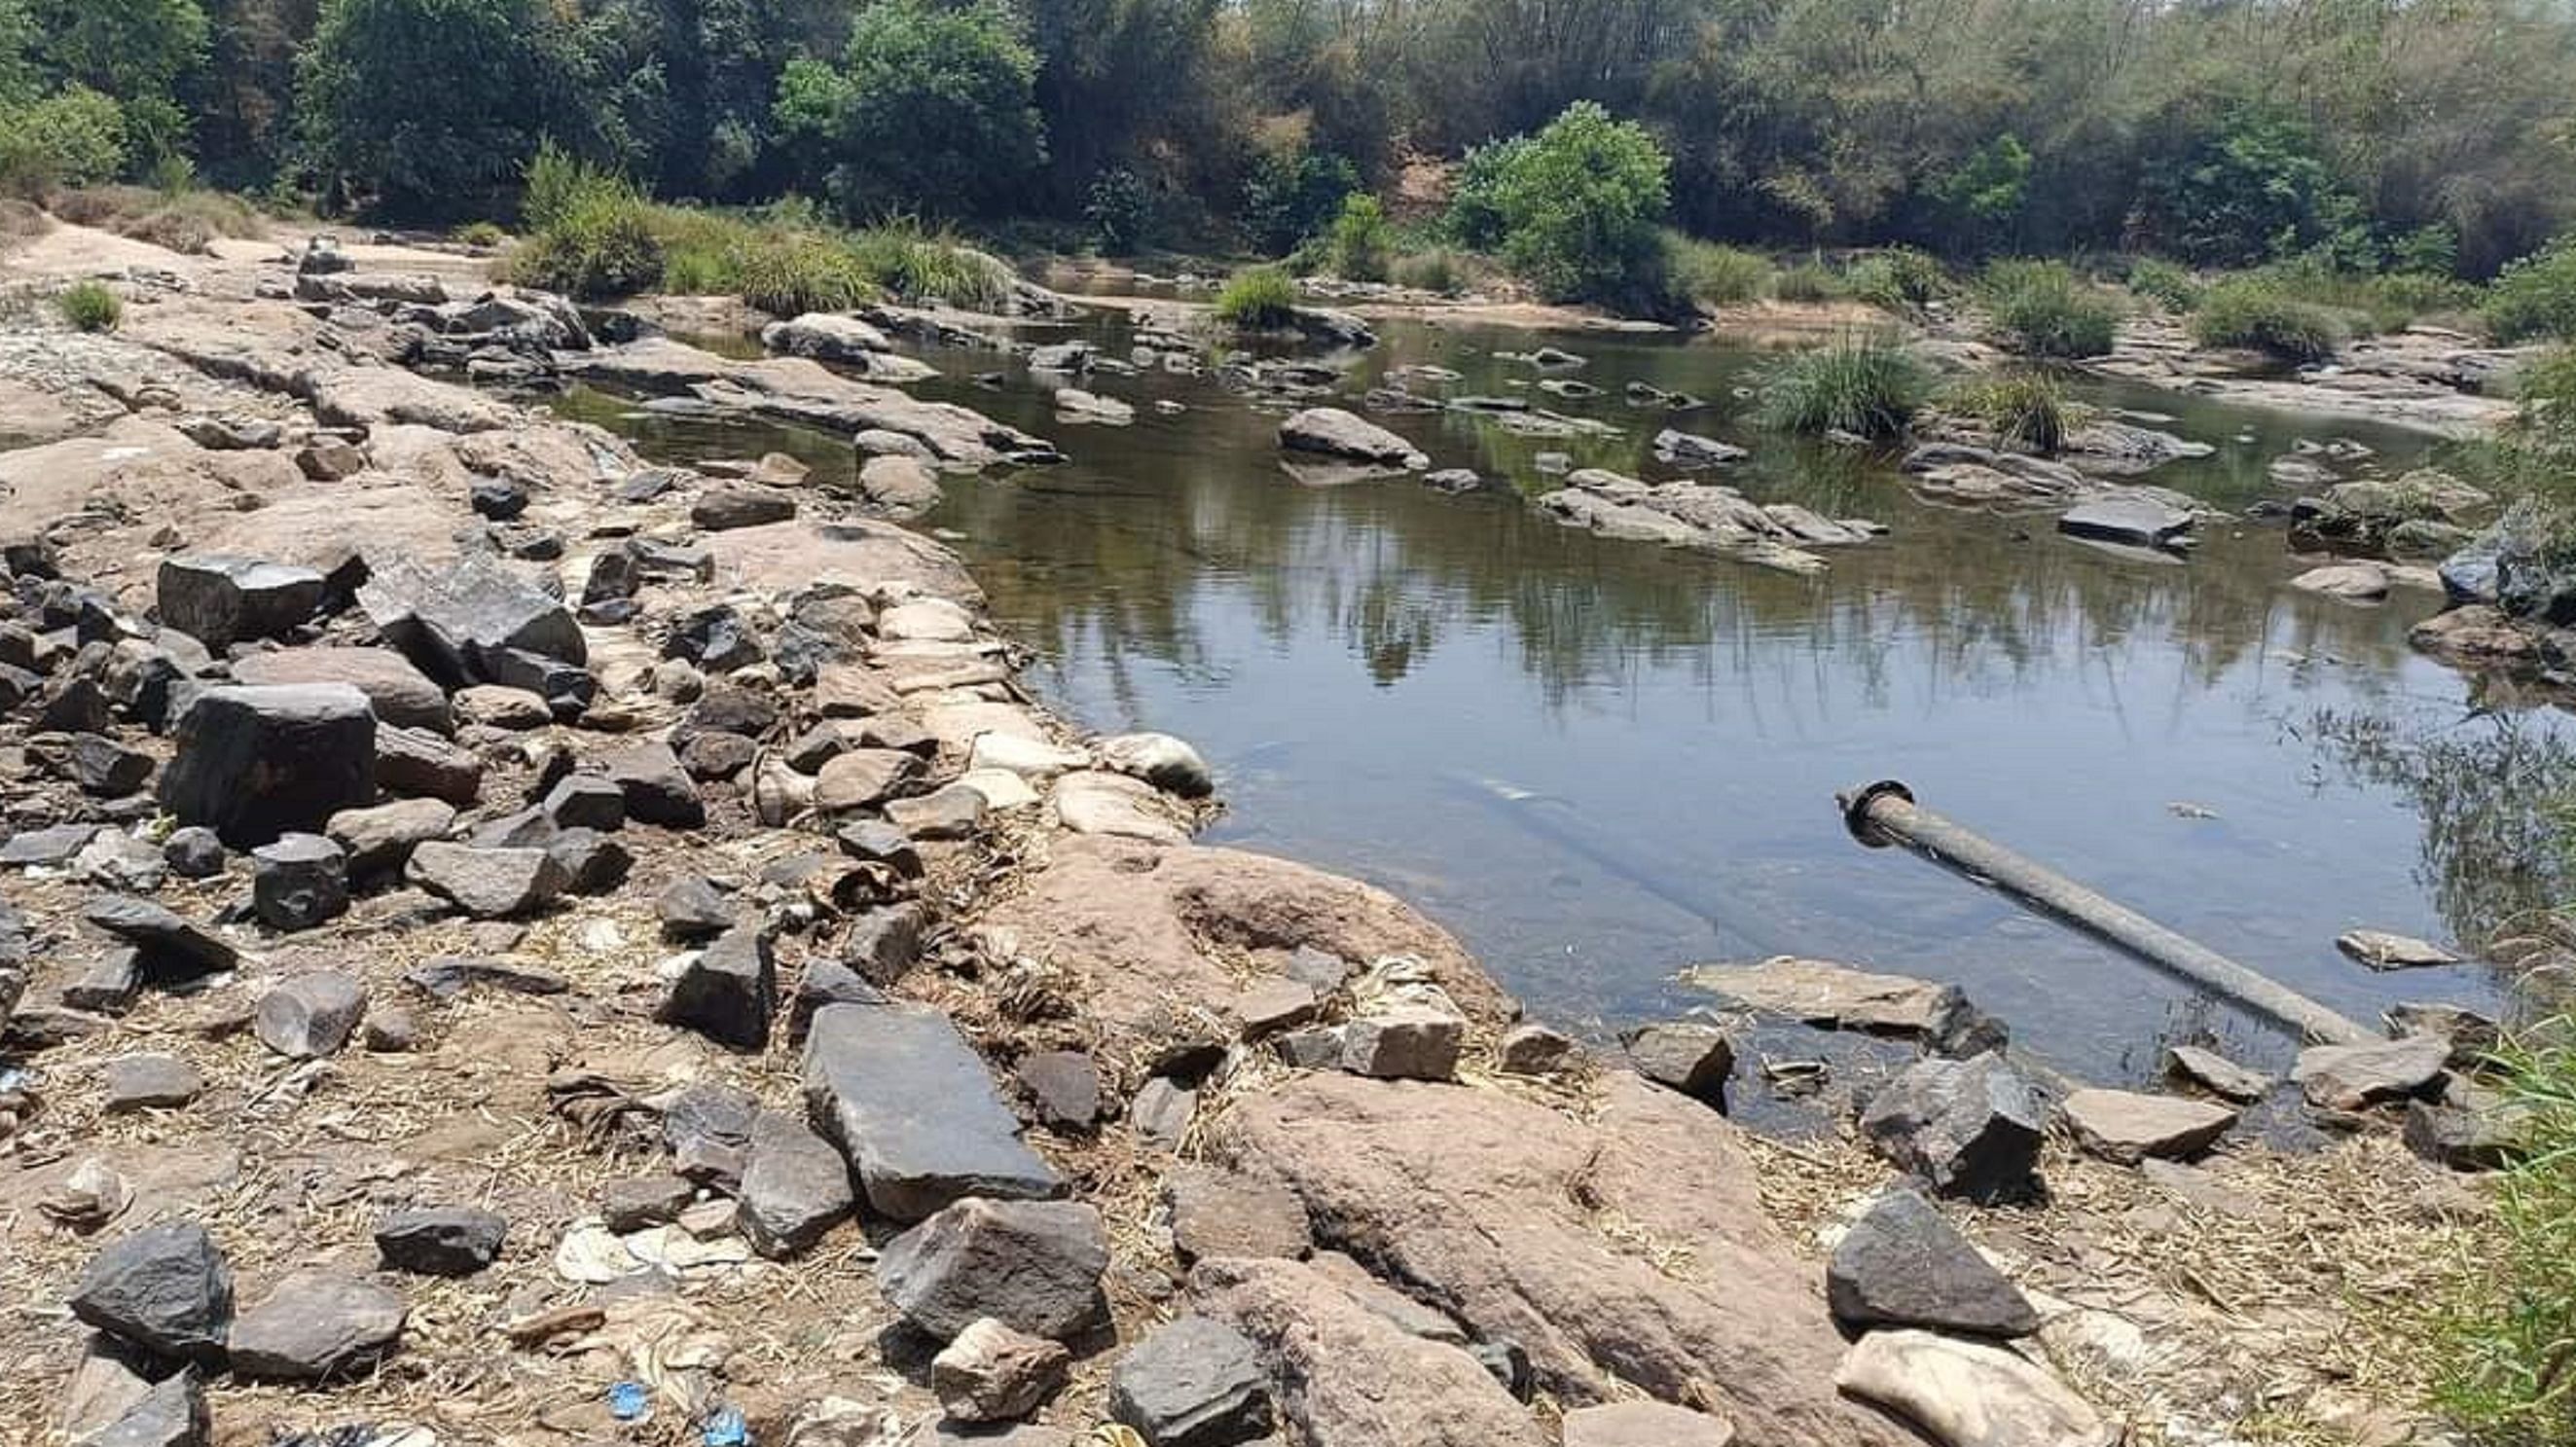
xmin=1839 ymin=778 xmax=1915 ymax=848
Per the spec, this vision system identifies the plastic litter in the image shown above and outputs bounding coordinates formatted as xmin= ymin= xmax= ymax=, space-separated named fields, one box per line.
xmin=702 ymin=1405 xmax=748 ymax=1446
xmin=607 ymin=1381 xmax=651 ymax=1423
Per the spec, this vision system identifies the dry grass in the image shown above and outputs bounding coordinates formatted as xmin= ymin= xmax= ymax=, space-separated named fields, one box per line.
xmin=1744 ymin=1124 xmax=2480 ymax=1446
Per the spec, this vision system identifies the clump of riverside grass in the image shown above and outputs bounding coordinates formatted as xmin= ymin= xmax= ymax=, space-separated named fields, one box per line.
xmin=1664 ymin=235 xmax=1773 ymax=307
xmin=1846 ymin=246 xmax=1948 ymax=315
xmin=1758 ymin=333 xmax=1931 ymax=439
xmin=510 ymin=144 xmax=1017 ymax=312
xmin=2126 ymin=256 xmax=2199 ymax=311
xmin=2191 ymin=278 xmax=2344 ymax=363
xmin=2430 ymin=1016 xmax=2575 ymax=1443
xmin=55 ymin=280 xmax=120 ymax=332
xmin=1947 ymin=371 xmax=2078 ymax=453
xmin=1772 ymin=261 xmax=1845 ymax=304
xmin=1214 ymin=265 xmax=1300 ymax=329
xmin=1979 ymin=259 xmax=2122 ymax=357
xmin=1391 ymin=246 xmax=1472 ymax=295
xmin=48 ymin=184 xmax=265 ymax=256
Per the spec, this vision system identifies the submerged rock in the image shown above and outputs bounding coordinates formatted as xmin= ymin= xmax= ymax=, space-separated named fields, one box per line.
xmin=2056 ymin=493 xmax=2194 ymax=551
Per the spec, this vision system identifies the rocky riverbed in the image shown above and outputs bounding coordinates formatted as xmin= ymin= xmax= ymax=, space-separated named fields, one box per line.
xmin=0 ymin=225 xmax=2526 ymax=1447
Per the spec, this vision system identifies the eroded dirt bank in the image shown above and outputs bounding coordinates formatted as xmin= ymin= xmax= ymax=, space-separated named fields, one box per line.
xmin=0 ymin=228 xmax=2501 ymax=1447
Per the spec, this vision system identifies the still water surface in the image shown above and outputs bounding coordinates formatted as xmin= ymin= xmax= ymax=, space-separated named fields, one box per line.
xmin=574 ymin=304 xmax=2572 ymax=1084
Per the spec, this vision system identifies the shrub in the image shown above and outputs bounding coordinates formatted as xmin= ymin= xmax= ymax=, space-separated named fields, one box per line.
xmin=1980 ymin=259 xmax=2123 ymax=358
xmin=1948 ymin=372 xmax=2078 ymax=454
xmin=508 ymin=163 xmax=665 ymax=301
xmin=1392 ymin=246 xmax=1469 ymax=295
xmin=2487 ymin=237 xmax=2576 ymax=344
xmin=1215 ymin=265 xmax=1299 ymax=329
xmin=1758 ymin=334 xmax=1932 ymax=439
xmin=1773 ymin=262 xmax=1844 ymax=303
xmin=57 ymin=280 xmax=121 ymax=332
xmin=1243 ymin=147 xmax=1361 ymax=255
xmin=845 ymin=220 xmax=1015 ymax=308
xmin=2248 ymin=252 xmax=2480 ymax=334
xmin=732 ymin=230 xmax=876 ymax=314
xmin=2191 ymin=280 xmax=2344 ymax=363
xmin=0 ymin=87 xmax=126 ymax=199
xmin=1462 ymin=100 xmax=1672 ymax=307
xmin=1447 ymin=134 xmax=1529 ymax=251
xmin=1666 ymin=235 xmax=1772 ymax=307
xmin=2430 ymin=1017 xmax=2569 ymax=1443
xmin=1084 ymin=166 xmax=1152 ymax=254
xmin=453 ymin=220 xmax=509 ymax=249
xmin=2126 ymin=257 xmax=2199 ymax=311
xmin=1846 ymin=247 xmax=1947 ymax=313
xmin=1321 ymin=194 xmax=1392 ymax=281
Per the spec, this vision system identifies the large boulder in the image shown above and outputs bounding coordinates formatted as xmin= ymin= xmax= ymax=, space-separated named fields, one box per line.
xmin=226 ymin=1271 xmax=406 ymax=1381
xmin=804 ymin=1002 xmax=1064 ymax=1221
xmin=357 ymin=552 xmax=587 ymax=688
xmin=160 ymin=684 xmax=377 ymax=848
xmin=1189 ymin=1258 xmax=1542 ymax=1447
xmin=232 ymin=647 xmax=451 ymax=733
xmin=1215 ymin=1072 xmax=1911 ymax=1445
xmin=1278 ymin=408 xmax=1428 ymax=469
xmin=875 ymin=1197 xmax=1108 ymax=1341
xmin=156 ymin=557 xmax=325 ymax=651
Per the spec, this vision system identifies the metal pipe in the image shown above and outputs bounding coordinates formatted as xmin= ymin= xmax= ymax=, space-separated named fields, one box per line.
xmin=1836 ymin=779 xmax=2374 ymax=1046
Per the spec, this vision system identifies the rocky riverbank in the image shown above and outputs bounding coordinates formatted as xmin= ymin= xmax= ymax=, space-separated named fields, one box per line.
xmin=0 ymin=225 xmax=2519 ymax=1447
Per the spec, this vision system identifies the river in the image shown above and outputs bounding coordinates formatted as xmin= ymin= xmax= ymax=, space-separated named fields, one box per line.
xmin=562 ymin=300 xmax=2570 ymax=1088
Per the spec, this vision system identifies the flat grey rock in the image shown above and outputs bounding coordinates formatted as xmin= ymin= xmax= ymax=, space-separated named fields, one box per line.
xmin=738 ymin=1110 xmax=854 ymax=1258
xmin=227 ymin=1270 xmax=405 ymax=1381
xmin=405 ymin=840 xmax=568 ymax=918
xmin=2057 ymin=494 xmax=2194 ymax=550
xmin=375 ymin=1206 xmax=508 ymax=1276
xmin=805 ymin=1002 xmax=1063 ymax=1221
xmin=1108 ymin=1314 xmax=1275 ymax=1447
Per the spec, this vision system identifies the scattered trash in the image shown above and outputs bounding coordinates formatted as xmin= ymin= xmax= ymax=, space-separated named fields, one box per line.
xmin=608 ymin=1381 xmax=651 ymax=1423
xmin=702 ymin=1405 xmax=748 ymax=1446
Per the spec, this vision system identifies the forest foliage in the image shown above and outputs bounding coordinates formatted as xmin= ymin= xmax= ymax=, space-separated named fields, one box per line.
xmin=5 ymin=0 xmax=2576 ymax=310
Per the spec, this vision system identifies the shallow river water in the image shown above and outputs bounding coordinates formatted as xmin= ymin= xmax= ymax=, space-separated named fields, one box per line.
xmin=568 ymin=302 xmax=2574 ymax=1086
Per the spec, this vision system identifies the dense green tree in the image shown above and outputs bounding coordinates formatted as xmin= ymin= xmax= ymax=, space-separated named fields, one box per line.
xmin=24 ymin=0 xmax=208 ymax=168
xmin=2131 ymin=106 xmax=2367 ymax=268
xmin=1465 ymin=100 xmax=1670 ymax=304
xmin=774 ymin=0 xmax=1044 ymax=220
xmin=193 ymin=0 xmax=318 ymax=184
xmin=1023 ymin=0 xmax=1218 ymax=207
xmin=296 ymin=0 xmax=590 ymax=217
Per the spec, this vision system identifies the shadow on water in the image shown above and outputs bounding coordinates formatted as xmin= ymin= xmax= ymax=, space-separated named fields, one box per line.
xmin=564 ymin=302 xmax=2576 ymax=1083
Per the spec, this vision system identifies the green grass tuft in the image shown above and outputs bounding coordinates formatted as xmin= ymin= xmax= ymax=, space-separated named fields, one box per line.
xmin=56 ymin=279 xmax=121 ymax=332
xmin=2430 ymin=1017 xmax=2575 ymax=1444
xmin=2488 ymin=238 xmax=2576 ymax=344
xmin=2126 ymin=257 xmax=2199 ymax=311
xmin=1980 ymin=259 xmax=2123 ymax=358
xmin=1772 ymin=261 xmax=1845 ymax=304
xmin=2191 ymin=280 xmax=2345 ymax=364
xmin=1758 ymin=333 xmax=1931 ymax=439
xmin=1947 ymin=371 xmax=2078 ymax=454
xmin=1215 ymin=265 xmax=1301 ymax=329
xmin=1666 ymin=235 xmax=1774 ymax=307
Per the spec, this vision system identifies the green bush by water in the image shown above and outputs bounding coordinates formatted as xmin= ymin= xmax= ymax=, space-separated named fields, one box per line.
xmin=1758 ymin=334 xmax=1931 ymax=439
xmin=1392 ymin=246 xmax=1471 ymax=295
xmin=2191 ymin=280 xmax=2344 ymax=363
xmin=2126 ymin=257 xmax=2200 ymax=311
xmin=1847 ymin=247 xmax=1948 ymax=314
xmin=1947 ymin=371 xmax=2076 ymax=454
xmin=1320 ymin=194 xmax=1392 ymax=281
xmin=1980 ymin=259 xmax=2122 ymax=357
xmin=2489 ymin=238 xmax=2576 ymax=344
xmin=57 ymin=280 xmax=121 ymax=332
xmin=1215 ymin=266 xmax=1300 ymax=329
xmin=1773 ymin=262 xmax=1845 ymax=303
xmin=2431 ymin=1017 xmax=2576 ymax=1444
xmin=844 ymin=219 xmax=1016 ymax=309
xmin=1666 ymin=235 xmax=1773 ymax=306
